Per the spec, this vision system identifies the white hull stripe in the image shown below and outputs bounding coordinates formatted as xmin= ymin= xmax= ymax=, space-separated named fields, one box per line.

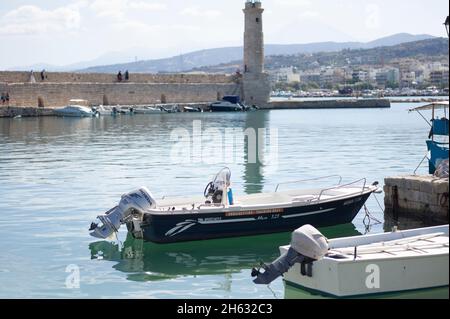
xmin=199 ymin=218 xmax=255 ymax=224
xmin=281 ymin=208 xmax=335 ymax=219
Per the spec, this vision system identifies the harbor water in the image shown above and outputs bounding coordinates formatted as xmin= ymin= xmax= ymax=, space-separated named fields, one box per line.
xmin=0 ymin=102 xmax=448 ymax=298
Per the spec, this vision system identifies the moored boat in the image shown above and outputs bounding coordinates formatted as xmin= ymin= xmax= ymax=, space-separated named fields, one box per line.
xmin=89 ymin=168 xmax=379 ymax=244
xmin=209 ymin=100 xmax=244 ymax=112
xmin=183 ymin=106 xmax=203 ymax=113
xmin=252 ymin=224 xmax=449 ymax=297
xmin=54 ymin=99 xmax=95 ymax=117
xmin=409 ymin=101 xmax=449 ymax=174
xmin=133 ymin=106 xmax=166 ymax=114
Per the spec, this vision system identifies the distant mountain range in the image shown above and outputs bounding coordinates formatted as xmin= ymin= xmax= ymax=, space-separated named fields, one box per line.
xmin=7 ymin=33 xmax=436 ymax=73
xmin=188 ymin=37 xmax=449 ymax=74
xmin=78 ymin=33 xmax=437 ymax=73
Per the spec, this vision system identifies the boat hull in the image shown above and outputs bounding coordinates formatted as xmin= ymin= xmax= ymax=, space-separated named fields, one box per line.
xmin=54 ymin=111 xmax=93 ymax=117
xmin=283 ymin=254 xmax=449 ymax=298
xmin=280 ymin=225 xmax=449 ymax=297
xmin=210 ymin=106 xmax=243 ymax=112
xmin=134 ymin=192 xmax=372 ymax=243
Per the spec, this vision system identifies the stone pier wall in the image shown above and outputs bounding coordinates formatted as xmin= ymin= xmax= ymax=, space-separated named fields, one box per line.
xmin=0 ymin=71 xmax=234 ymax=84
xmin=1 ymin=82 xmax=237 ymax=108
xmin=384 ymin=175 xmax=449 ymax=224
xmin=0 ymin=106 xmax=55 ymax=117
xmin=0 ymin=71 xmax=239 ymax=108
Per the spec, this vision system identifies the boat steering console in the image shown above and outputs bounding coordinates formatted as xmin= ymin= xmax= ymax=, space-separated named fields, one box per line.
xmin=204 ymin=167 xmax=232 ymax=205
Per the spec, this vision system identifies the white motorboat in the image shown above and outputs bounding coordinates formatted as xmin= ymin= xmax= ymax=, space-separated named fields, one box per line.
xmin=92 ymin=105 xmax=115 ymax=116
xmin=54 ymin=100 xmax=95 ymax=117
xmin=133 ymin=106 xmax=166 ymax=114
xmin=252 ymin=224 xmax=449 ymax=297
xmin=183 ymin=106 xmax=203 ymax=113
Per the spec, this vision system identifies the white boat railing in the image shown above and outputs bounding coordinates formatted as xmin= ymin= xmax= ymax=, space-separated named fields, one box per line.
xmin=275 ymin=175 xmax=343 ymax=192
xmin=317 ymin=178 xmax=367 ymax=201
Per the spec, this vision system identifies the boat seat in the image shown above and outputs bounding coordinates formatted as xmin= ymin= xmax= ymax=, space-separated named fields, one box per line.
xmin=242 ymin=193 xmax=292 ymax=205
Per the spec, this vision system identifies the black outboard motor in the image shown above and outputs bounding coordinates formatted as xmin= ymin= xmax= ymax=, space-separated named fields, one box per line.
xmin=252 ymin=225 xmax=329 ymax=285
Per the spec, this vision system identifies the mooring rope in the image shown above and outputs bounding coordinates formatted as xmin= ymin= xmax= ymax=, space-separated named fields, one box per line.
xmin=371 ymin=192 xmax=399 ymax=226
xmin=363 ymin=203 xmax=383 ymax=234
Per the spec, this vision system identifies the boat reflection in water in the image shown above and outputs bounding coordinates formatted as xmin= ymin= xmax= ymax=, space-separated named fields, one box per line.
xmin=89 ymin=224 xmax=360 ymax=283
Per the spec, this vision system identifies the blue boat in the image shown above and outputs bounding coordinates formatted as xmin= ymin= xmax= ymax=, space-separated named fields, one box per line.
xmin=410 ymin=101 xmax=449 ymax=175
xmin=89 ymin=168 xmax=379 ymax=244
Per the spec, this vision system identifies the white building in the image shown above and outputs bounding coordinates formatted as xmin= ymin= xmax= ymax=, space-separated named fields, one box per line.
xmin=270 ymin=66 xmax=300 ymax=83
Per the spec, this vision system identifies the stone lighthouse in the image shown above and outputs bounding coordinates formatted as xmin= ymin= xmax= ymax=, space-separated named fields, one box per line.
xmin=242 ymin=0 xmax=270 ymax=107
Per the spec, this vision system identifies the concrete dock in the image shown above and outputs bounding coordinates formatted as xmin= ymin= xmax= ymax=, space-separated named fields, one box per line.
xmin=268 ymin=98 xmax=391 ymax=109
xmin=0 ymin=103 xmax=210 ymax=117
xmin=384 ymin=175 xmax=449 ymax=224
xmin=0 ymin=106 xmax=55 ymax=117
xmin=1 ymin=98 xmax=392 ymax=117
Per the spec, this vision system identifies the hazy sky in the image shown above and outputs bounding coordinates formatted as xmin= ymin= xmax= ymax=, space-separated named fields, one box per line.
xmin=0 ymin=0 xmax=448 ymax=69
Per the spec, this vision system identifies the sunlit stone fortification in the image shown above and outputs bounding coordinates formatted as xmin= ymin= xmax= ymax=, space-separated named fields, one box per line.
xmin=0 ymin=1 xmax=272 ymax=110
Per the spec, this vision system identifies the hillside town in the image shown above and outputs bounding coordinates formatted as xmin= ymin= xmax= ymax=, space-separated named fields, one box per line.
xmin=269 ymin=57 xmax=449 ymax=97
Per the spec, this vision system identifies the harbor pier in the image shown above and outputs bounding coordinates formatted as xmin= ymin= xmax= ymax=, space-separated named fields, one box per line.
xmin=0 ymin=106 xmax=55 ymax=117
xmin=268 ymin=98 xmax=391 ymax=109
xmin=384 ymin=175 xmax=449 ymax=224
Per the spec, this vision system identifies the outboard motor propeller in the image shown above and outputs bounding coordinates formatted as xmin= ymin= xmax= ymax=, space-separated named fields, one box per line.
xmin=252 ymin=225 xmax=329 ymax=285
xmin=89 ymin=187 xmax=156 ymax=239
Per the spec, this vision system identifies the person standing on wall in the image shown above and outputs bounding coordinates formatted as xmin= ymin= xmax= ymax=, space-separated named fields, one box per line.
xmin=125 ymin=70 xmax=129 ymax=81
xmin=117 ymin=71 xmax=122 ymax=82
xmin=29 ymin=70 xmax=36 ymax=83
xmin=5 ymin=92 xmax=10 ymax=105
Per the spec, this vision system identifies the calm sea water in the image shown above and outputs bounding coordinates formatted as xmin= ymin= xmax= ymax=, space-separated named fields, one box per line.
xmin=0 ymin=103 xmax=448 ymax=299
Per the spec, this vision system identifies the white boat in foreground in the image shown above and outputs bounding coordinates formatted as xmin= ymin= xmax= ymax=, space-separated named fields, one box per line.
xmin=252 ymin=224 xmax=449 ymax=297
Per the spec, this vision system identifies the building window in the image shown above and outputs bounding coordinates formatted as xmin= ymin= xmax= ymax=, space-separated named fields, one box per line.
xmin=256 ymin=18 xmax=259 ymax=23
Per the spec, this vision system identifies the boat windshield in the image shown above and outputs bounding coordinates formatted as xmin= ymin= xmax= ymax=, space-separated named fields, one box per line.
xmin=213 ymin=167 xmax=231 ymax=190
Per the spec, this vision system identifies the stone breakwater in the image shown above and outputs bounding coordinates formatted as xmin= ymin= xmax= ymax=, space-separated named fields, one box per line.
xmin=269 ymin=98 xmax=391 ymax=109
xmin=0 ymin=106 xmax=55 ymax=117
xmin=0 ymin=71 xmax=240 ymax=109
xmin=0 ymin=98 xmax=393 ymax=117
xmin=0 ymin=82 xmax=238 ymax=109
xmin=0 ymin=103 xmax=213 ymax=117
xmin=384 ymin=175 xmax=449 ymax=224
xmin=389 ymin=97 xmax=448 ymax=103
xmin=1 ymin=71 xmax=394 ymax=111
